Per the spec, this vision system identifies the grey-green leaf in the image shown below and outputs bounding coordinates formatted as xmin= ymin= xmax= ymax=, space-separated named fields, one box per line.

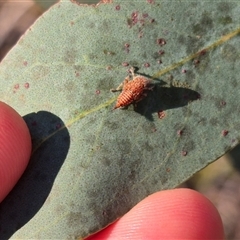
xmin=0 ymin=0 xmax=239 ymax=239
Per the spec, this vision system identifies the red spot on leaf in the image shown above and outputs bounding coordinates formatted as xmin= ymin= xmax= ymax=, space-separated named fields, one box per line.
xmin=122 ymin=62 xmax=129 ymax=67
xmin=177 ymin=130 xmax=183 ymax=136
xmin=157 ymin=38 xmax=166 ymax=46
xmin=115 ymin=5 xmax=120 ymax=10
xmin=106 ymin=65 xmax=112 ymax=70
xmin=124 ymin=43 xmax=130 ymax=53
xmin=220 ymin=101 xmax=226 ymax=106
xmin=193 ymin=59 xmax=200 ymax=66
xmin=181 ymin=151 xmax=187 ymax=156
xmin=131 ymin=11 xmax=139 ymax=25
xmin=222 ymin=130 xmax=229 ymax=136
xmin=158 ymin=50 xmax=165 ymax=55
xmin=14 ymin=84 xmax=19 ymax=90
xmin=24 ymin=82 xmax=30 ymax=89
xmin=144 ymin=62 xmax=150 ymax=68
xmin=199 ymin=49 xmax=207 ymax=56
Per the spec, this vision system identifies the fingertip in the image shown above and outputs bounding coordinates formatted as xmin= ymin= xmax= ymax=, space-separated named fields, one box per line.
xmin=0 ymin=101 xmax=32 ymax=202
xmin=88 ymin=188 xmax=224 ymax=239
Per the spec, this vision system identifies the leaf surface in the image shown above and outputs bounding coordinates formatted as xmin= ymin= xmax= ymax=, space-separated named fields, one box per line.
xmin=0 ymin=0 xmax=239 ymax=238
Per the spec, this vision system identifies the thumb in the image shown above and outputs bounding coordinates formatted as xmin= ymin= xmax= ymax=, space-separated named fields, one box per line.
xmin=0 ymin=101 xmax=31 ymax=202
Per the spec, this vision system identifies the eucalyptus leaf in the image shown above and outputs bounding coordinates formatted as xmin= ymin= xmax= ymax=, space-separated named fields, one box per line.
xmin=0 ymin=0 xmax=240 ymax=239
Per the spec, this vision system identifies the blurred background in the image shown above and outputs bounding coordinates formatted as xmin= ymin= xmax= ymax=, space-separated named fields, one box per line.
xmin=1 ymin=0 xmax=240 ymax=239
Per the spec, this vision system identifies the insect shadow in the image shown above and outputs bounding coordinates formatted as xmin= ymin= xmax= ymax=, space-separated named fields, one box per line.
xmin=133 ymin=81 xmax=200 ymax=121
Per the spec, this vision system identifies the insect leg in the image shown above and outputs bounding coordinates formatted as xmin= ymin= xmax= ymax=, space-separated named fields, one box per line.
xmin=129 ymin=66 xmax=136 ymax=78
xmin=110 ymin=83 xmax=123 ymax=92
xmin=110 ymin=77 xmax=129 ymax=92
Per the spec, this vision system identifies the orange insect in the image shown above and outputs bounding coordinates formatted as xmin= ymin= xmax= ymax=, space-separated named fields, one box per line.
xmin=111 ymin=67 xmax=153 ymax=109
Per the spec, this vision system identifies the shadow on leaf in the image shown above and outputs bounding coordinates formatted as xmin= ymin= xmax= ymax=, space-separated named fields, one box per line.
xmin=0 ymin=111 xmax=70 ymax=239
xmin=134 ymin=83 xmax=200 ymax=121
